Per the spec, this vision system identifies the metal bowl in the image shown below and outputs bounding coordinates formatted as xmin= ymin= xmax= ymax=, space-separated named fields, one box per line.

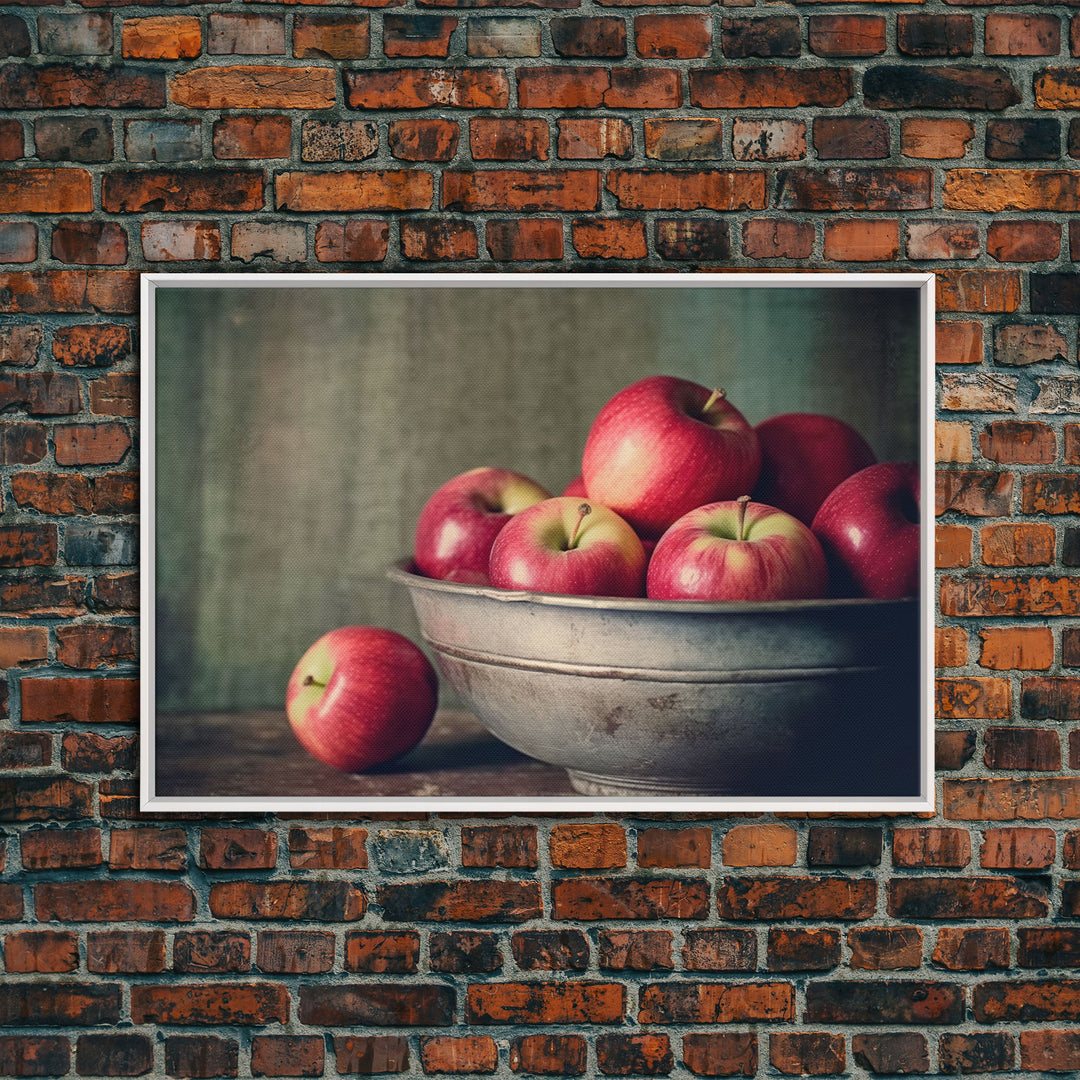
xmin=388 ymin=560 xmax=922 ymax=800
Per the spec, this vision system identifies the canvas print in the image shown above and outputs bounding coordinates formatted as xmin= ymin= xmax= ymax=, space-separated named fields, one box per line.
xmin=142 ymin=272 xmax=934 ymax=813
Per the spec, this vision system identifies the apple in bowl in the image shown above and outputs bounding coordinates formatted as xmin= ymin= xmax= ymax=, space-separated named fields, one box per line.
xmin=753 ymin=412 xmax=877 ymax=526
xmin=414 ymin=466 xmax=550 ymax=584
xmin=286 ymin=626 xmax=438 ymax=773
xmin=581 ymin=375 xmax=761 ymax=539
xmin=811 ymin=461 xmax=920 ymax=600
xmin=647 ymin=496 xmax=829 ymax=602
xmin=489 ymin=497 xmax=647 ymax=598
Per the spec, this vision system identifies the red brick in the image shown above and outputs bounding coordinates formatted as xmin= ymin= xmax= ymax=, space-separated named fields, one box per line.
xmin=808 ymin=14 xmax=885 ymax=57
xmin=977 ymin=628 xmax=1053 ymax=672
xmin=37 ymin=880 xmax=195 ymax=922
xmin=421 ymin=1036 xmax=498 ymax=1075
xmin=250 ymin=1036 xmax=323 ymax=1078
xmin=770 ymin=1033 xmax=845 ymax=1076
xmin=1 ymin=371 xmax=82 ymax=415
xmin=995 ymin=325 xmax=1069 ymax=367
xmin=51 ymin=323 xmax=131 ymax=368
xmin=551 ymin=16 xmax=626 ymax=56
xmin=486 ymin=218 xmax=564 ymax=261
xmin=383 ymin=14 xmax=456 ymax=56
xmin=444 ymin=168 xmax=599 ymax=212
xmin=1023 ymin=473 xmax=1080 ymax=515
xmin=0 ymin=983 xmax=121 ymax=1027
xmin=173 ymin=931 xmax=252 ymax=974
xmin=212 ymin=115 xmax=291 ymax=160
xmin=517 ymin=66 xmax=678 ymax=108
xmin=467 ymin=982 xmax=625 ymax=1025
xmin=85 ymin=930 xmax=166 ymax=974
xmin=430 ymin=931 xmax=503 ymax=973
xmin=988 ymin=220 xmax=1061 ymax=263
xmin=980 ymin=826 xmax=1056 ymax=869
xmin=893 ymin=827 xmax=971 ymax=868
xmin=169 ymin=64 xmax=333 ymax=109
xmin=552 ymin=877 xmax=708 ymax=920
xmin=932 ymin=927 xmax=1009 ymax=972
xmin=62 ymin=730 xmax=136 ymax=775
xmin=288 ymin=826 xmax=367 ymax=869
xmin=0 ymin=883 xmax=19 ymax=921
xmin=103 ymin=169 xmax=263 ymax=213
xmin=690 ymin=67 xmax=850 ymax=108
xmin=742 ymin=219 xmax=814 ymax=259
xmin=0 ymin=324 xmax=42 ymax=367
xmin=21 ymin=676 xmax=137 ymax=724
xmin=655 ymin=218 xmax=730 ymax=261
xmin=333 ymin=1036 xmax=409 ymax=1077
xmin=985 ymin=13 xmax=1060 ymax=55
xmin=344 ymin=931 xmax=419 ymax=973
xmin=572 ymin=217 xmax=646 ymax=259
xmin=0 ymin=731 xmax=52 ymax=769
xmin=209 ymin=881 xmax=366 ymax=921
xmin=4 ymin=930 xmax=78 ymax=973
xmin=53 ymin=422 xmax=130 ymax=466
xmin=110 ymin=827 xmax=188 ymax=871
xmin=777 ymin=167 xmax=931 ymax=211
xmin=0 ymin=118 xmax=22 ymax=162
xmin=0 ymin=222 xmax=36 ymax=263
xmin=637 ymin=14 xmax=710 ymax=57
xmin=939 ymin=1033 xmax=1014 ymax=1074
xmin=50 ymin=221 xmax=127 ymax=265
xmin=21 ymin=827 xmax=102 ymax=870
xmin=936 ymin=524 xmax=972 ymax=567
xmin=0 ymin=1036 xmax=70 ymax=1077
xmin=823 ymin=218 xmax=899 ymax=261
xmin=293 ymin=13 xmax=369 ymax=59
xmin=200 ymin=828 xmax=277 ymax=870
xmin=979 ymin=524 xmax=1055 ymax=568
xmin=54 ymin=624 xmax=133 ymax=669
xmin=0 ymin=271 xmax=138 ymax=316
xmin=848 ymin=927 xmax=923 ymax=970
xmin=1020 ymin=1030 xmax=1080 ymax=1072
xmin=1022 ymin=676 xmax=1080 ymax=720
xmin=940 ymin=367 xmax=1016 ymax=410
xmin=596 ymin=1034 xmax=672 ymax=1076
xmin=122 ymin=15 xmax=201 ymax=58
xmin=388 ymin=118 xmax=459 ymax=161
xmin=256 ymin=930 xmax=335 ymax=974
xmin=721 ymin=824 xmax=796 ymax=866
xmin=635 ymin=827 xmax=711 ymax=868
xmin=277 ymin=170 xmax=432 ymax=211
xmin=766 ymin=928 xmax=839 ymax=972
xmin=377 ymin=880 xmax=538 ymax=923
xmin=89 ymin=373 xmax=137 ymax=417
xmin=557 ymin=117 xmax=632 ymax=159
xmin=681 ymin=1033 xmax=757 ymax=1077
xmin=717 ymin=877 xmax=875 ymax=920
xmin=608 ymin=169 xmax=764 ymax=210
xmin=936 ymin=626 xmax=968 ymax=668
xmin=683 ymin=929 xmax=757 ymax=972
xmin=132 ymin=984 xmax=290 ymax=1027
xmin=0 ymin=524 xmax=55 ymax=569
xmin=890 ymin=876 xmax=1049 ymax=919
xmin=944 ymin=776 xmax=1080 ymax=819
xmin=470 ymin=116 xmax=547 ymax=161
xmin=0 ymin=626 xmax=47 ymax=670
xmin=906 ymin=220 xmax=979 ymax=260
xmin=639 ymin=983 xmax=794 ymax=1025
xmin=945 ymin=169 xmax=1080 ymax=212
xmin=806 ymin=981 xmax=964 ymax=1026
xmin=598 ymin=929 xmax=674 ymax=971
xmin=314 ymin=219 xmax=389 ymax=263
xmin=0 ymin=168 xmax=92 ymax=214
xmin=509 ymin=1034 xmax=587 ymax=1075
xmin=142 ymin=220 xmax=221 ymax=262
xmin=902 ymin=118 xmax=974 ymax=160
xmin=974 ymin=980 xmax=1080 ymax=1022
xmin=347 ymin=67 xmax=508 ymax=109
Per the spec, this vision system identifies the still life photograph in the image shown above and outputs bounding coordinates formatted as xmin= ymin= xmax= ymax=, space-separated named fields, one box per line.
xmin=142 ymin=272 xmax=934 ymax=813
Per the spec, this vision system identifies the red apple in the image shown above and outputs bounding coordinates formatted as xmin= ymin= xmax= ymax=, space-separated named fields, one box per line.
xmin=489 ymin=497 xmax=647 ymax=598
xmin=647 ymin=496 xmax=829 ymax=602
xmin=581 ymin=375 xmax=761 ymax=538
xmin=286 ymin=626 xmax=438 ymax=773
xmin=810 ymin=461 xmax=920 ymax=599
xmin=752 ymin=412 xmax=877 ymax=526
xmin=414 ymin=467 xmax=551 ymax=584
xmin=562 ymin=475 xmax=588 ymax=497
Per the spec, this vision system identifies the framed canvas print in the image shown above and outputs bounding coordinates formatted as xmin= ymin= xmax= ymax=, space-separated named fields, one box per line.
xmin=141 ymin=271 xmax=935 ymax=814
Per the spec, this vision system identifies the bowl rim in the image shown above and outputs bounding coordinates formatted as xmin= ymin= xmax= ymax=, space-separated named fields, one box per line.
xmin=387 ymin=559 xmax=918 ymax=615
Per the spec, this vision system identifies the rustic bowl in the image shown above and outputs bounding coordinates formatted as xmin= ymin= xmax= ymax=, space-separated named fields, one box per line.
xmin=388 ymin=560 xmax=922 ymax=800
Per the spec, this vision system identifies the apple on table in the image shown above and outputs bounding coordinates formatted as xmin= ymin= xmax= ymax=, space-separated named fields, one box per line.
xmin=581 ymin=375 xmax=761 ymax=539
xmin=489 ymin=496 xmax=647 ymax=598
xmin=414 ymin=466 xmax=550 ymax=585
xmin=753 ymin=412 xmax=877 ymax=526
xmin=811 ymin=461 xmax=920 ymax=600
xmin=286 ymin=626 xmax=438 ymax=773
xmin=647 ymin=496 xmax=829 ymax=602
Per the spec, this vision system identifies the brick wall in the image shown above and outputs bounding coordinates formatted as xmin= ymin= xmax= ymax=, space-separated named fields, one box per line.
xmin=2 ymin=0 xmax=1080 ymax=1073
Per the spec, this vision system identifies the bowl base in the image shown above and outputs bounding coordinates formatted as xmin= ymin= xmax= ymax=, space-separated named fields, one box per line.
xmin=567 ymin=768 xmax=751 ymax=798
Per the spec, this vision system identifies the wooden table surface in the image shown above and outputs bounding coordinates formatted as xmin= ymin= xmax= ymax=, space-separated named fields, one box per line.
xmin=154 ymin=707 xmax=575 ymax=800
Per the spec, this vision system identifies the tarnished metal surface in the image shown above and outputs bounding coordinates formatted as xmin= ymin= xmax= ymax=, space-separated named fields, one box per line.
xmin=388 ymin=561 xmax=921 ymax=798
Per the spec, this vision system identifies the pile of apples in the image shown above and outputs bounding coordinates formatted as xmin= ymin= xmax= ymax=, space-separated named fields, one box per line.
xmin=414 ymin=374 xmax=920 ymax=605
xmin=286 ymin=374 xmax=920 ymax=775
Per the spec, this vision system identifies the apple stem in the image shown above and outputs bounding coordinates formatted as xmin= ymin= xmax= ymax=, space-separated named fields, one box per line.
xmin=568 ymin=503 xmax=591 ymax=549
xmin=736 ymin=495 xmax=751 ymax=542
xmin=702 ymin=387 xmax=726 ymax=414
xmin=302 ymin=675 xmax=326 ymax=689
